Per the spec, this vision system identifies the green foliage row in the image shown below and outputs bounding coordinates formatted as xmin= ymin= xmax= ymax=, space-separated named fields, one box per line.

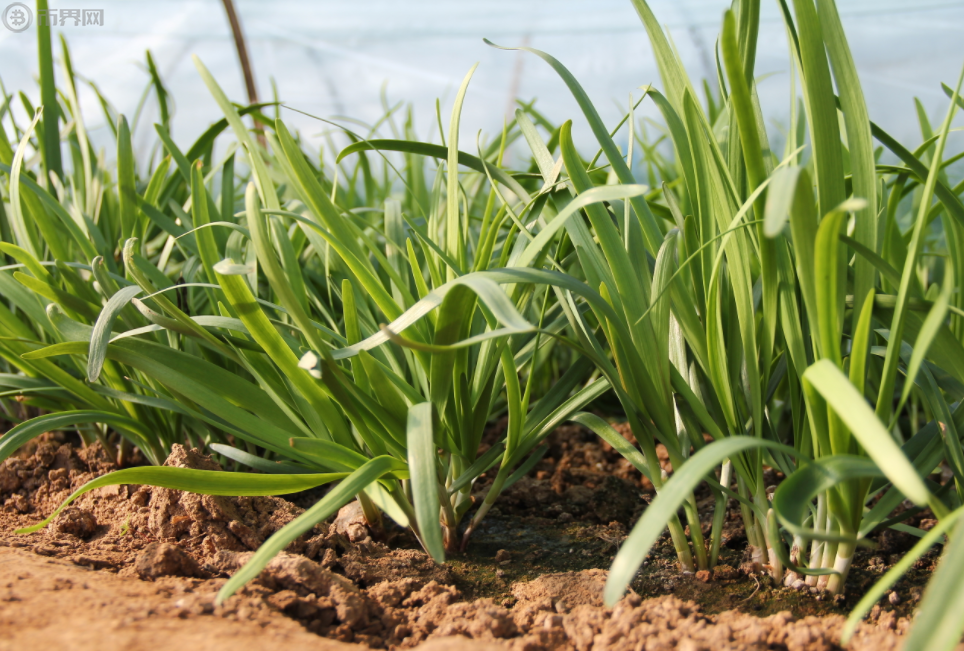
xmin=2 ymin=1 xmax=964 ymax=648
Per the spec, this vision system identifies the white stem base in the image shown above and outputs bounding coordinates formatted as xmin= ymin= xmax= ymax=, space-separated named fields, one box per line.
xmin=749 ymin=544 xmax=766 ymax=573
xmin=768 ymin=545 xmax=784 ymax=584
xmin=825 ymin=548 xmax=854 ymax=595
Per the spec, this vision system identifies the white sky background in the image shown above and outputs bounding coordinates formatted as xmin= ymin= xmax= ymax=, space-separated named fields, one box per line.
xmin=1 ymin=0 xmax=962 ymax=169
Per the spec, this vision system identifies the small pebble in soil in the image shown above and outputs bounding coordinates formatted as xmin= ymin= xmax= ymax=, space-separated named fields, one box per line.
xmin=495 ymin=569 xmax=506 ymax=579
xmin=543 ymin=614 xmax=563 ymax=629
xmin=557 ymin=512 xmax=573 ymax=523
xmin=495 ymin=549 xmax=511 ymax=564
xmin=889 ymin=591 xmax=901 ymax=605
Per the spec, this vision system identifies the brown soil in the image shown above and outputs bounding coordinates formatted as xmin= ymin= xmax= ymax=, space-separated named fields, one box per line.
xmin=0 ymin=428 xmax=937 ymax=650
xmin=0 ymin=546 xmax=360 ymax=651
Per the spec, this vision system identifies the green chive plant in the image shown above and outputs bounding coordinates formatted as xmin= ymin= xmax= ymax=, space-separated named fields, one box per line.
xmin=485 ymin=0 xmax=802 ymax=580
xmin=0 ymin=32 xmax=256 ymax=466
xmin=554 ymin=5 xmax=964 ymax=649
xmin=8 ymin=47 xmax=629 ymax=601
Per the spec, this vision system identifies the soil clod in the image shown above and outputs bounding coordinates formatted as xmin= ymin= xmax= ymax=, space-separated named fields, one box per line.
xmin=148 ymin=446 xmax=308 ymax=556
xmin=135 ymin=542 xmax=203 ymax=580
xmin=51 ymin=507 xmax=98 ymax=539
